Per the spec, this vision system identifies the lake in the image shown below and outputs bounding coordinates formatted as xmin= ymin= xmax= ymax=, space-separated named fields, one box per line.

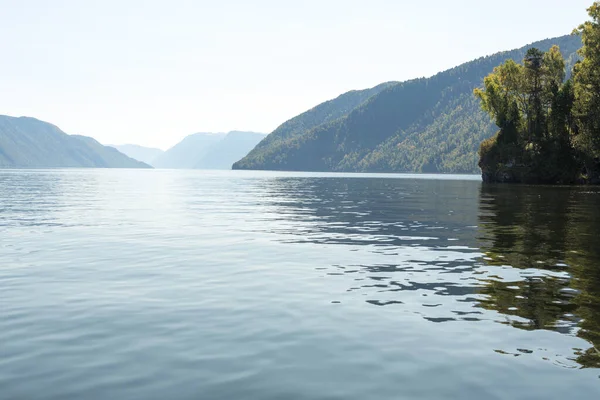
xmin=1 ymin=169 xmax=599 ymax=399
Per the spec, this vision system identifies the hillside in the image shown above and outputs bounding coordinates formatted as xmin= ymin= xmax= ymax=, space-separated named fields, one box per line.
xmin=109 ymin=144 xmax=164 ymax=165
xmin=152 ymin=133 xmax=226 ymax=169
xmin=232 ymin=82 xmax=397 ymax=170
xmin=0 ymin=116 xmax=150 ymax=168
xmin=195 ymin=131 xmax=266 ymax=169
xmin=233 ymin=35 xmax=582 ymax=173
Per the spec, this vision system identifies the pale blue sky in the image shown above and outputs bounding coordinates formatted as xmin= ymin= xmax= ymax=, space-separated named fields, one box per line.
xmin=0 ymin=0 xmax=592 ymax=149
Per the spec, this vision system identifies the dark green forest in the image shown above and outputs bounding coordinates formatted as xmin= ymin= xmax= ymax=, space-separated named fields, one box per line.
xmin=233 ymin=36 xmax=582 ymax=173
xmin=477 ymin=2 xmax=600 ymax=184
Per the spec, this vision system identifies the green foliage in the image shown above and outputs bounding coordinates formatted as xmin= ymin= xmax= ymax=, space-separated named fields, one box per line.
xmin=477 ymin=2 xmax=600 ymax=184
xmin=573 ymin=2 xmax=600 ymax=165
xmin=233 ymin=35 xmax=582 ymax=173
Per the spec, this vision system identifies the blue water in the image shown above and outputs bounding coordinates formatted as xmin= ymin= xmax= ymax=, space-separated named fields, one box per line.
xmin=1 ymin=169 xmax=599 ymax=399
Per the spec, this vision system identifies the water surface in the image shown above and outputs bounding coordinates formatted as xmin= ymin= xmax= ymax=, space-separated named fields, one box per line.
xmin=1 ymin=170 xmax=599 ymax=399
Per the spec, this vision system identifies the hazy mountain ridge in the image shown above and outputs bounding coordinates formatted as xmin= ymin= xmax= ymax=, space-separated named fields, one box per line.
xmin=195 ymin=131 xmax=266 ymax=169
xmin=0 ymin=115 xmax=150 ymax=168
xmin=233 ymin=35 xmax=582 ymax=173
xmin=109 ymin=144 xmax=164 ymax=165
xmin=152 ymin=131 xmax=265 ymax=169
xmin=151 ymin=133 xmax=227 ymax=169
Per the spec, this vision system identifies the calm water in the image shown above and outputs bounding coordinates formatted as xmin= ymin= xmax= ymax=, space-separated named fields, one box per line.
xmin=1 ymin=169 xmax=599 ymax=399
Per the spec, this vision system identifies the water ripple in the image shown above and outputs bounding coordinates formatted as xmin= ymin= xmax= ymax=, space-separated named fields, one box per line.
xmin=1 ymin=170 xmax=599 ymax=399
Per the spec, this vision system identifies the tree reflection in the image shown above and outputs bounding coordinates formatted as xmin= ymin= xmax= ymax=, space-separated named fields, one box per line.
xmin=478 ymin=184 xmax=600 ymax=368
xmin=257 ymin=176 xmax=600 ymax=368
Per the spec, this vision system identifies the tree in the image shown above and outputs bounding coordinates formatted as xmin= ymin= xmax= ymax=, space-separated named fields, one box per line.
xmin=573 ymin=2 xmax=600 ymax=166
xmin=524 ymin=48 xmax=546 ymax=142
xmin=475 ymin=44 xmax=579 ymax=183
xmin=474 ymin=60 xmax=523 ymax=145
xmin=539 ymin=46 xmax=570 ymax=147
xmin=549 ymin=79 xmax=575 ymax=145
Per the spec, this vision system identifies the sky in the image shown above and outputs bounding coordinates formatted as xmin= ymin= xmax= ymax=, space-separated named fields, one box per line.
xmin=0 ymin=0 xmax=593 ymax=150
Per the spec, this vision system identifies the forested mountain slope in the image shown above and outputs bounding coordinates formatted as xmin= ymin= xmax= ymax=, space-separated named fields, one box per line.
xmin=233 ymin=35 xmax=581 ymax=173
xmin=0 ymin=116 xmax=150 ymax=168
xmin=232 ymin=82 xmax=398 ymax=169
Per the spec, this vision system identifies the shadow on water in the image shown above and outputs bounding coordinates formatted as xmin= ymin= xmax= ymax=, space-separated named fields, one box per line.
xmin=259 ymin=177 xmax=600 ymax=368
xmin=478 ymin=184 xmax=600 ymax=368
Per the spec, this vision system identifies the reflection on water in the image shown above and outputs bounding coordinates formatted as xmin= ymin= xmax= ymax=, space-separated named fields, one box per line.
xmin=478 ymin=185 xmax=600 ymax=368
xmin=259 ymin=177 xmax=600 ymax=368
xmin=1 ymin=170 xmax=599 ymax=399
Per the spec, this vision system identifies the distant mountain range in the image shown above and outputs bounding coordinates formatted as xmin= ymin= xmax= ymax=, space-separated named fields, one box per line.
xmin=1 ymin=34 xmax=583 ymax=173
xmin=151 ymin=133 xmax=226 ymax=169
xmin=234 ymin=34 xmax=582 ymax=173
xmin=0 ymin=114 xmax=263 ymax=170
xmin=151 ymin=131 xmax=265 ymax=169
xmin=195 ymin=131 xmax=267 ymax=169
xmin=108 ymin=144 xmax=164 ymax=165
xmin=0 ymin=115 xmax=150 ymax=168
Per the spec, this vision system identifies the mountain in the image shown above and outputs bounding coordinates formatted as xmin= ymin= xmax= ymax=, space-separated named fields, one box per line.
xmin=233 ymin=81 xmax=397 ymax=170
xmin=152 ymin=133 xmax=227 ymax=169
xmin=0 ymin=115 xmax=150 ymax=168
xmin=152 ymin=131 xmax=265 ymax=169
xmin=233 ymin=35 xmax=582 ymax=173
xmin=195 ymin=131 xmax=266 ymax=169
xmin=109 ymin=144 xmax=164 ymax=165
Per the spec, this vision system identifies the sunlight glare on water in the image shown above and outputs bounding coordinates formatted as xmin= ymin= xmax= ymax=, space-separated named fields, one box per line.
xmin=1 ymin=169 xmax=599 ymax=399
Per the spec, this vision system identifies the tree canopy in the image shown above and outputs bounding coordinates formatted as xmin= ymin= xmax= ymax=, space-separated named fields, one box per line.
xmin=476 ymin=2 xmax=600 ymax=184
